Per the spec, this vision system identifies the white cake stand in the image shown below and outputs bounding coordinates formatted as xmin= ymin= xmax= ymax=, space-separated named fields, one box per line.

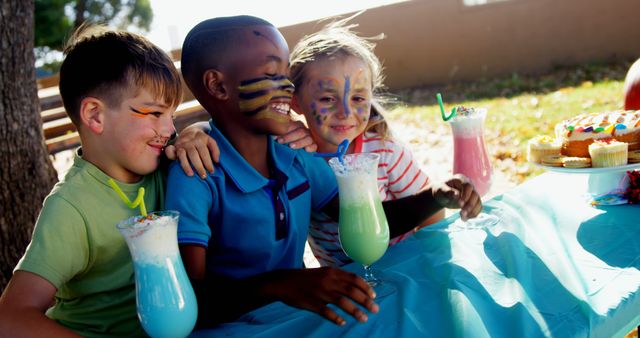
xmin=534 ymin=163 xmax=640 ymax=205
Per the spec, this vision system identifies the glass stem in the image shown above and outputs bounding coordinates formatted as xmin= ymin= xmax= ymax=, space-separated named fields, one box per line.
xmin=363 ymin=265 xmax=373 ymax=283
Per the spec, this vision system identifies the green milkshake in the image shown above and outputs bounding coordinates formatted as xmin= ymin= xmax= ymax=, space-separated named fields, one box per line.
xmin=329 ymin=153 xmax=390 ymax=267
xmin=339 ymin=200 xmax=389 ymax=266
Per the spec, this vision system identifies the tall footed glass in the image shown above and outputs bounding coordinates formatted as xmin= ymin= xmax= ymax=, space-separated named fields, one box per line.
xmin=117 ymin=211 xmax=197 ymax=338
xmin=449 ymin=107 xmax=500 ymax=230
xmin=328 ymin=153 xmax=394 ymax=296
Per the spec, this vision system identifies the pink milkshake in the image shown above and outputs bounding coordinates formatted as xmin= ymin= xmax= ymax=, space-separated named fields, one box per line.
xmin=449 ymin=107 xmax=492 ymax=196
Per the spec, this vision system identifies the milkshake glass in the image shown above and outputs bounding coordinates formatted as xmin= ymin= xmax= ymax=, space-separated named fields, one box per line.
xmin=117 ymin=211 xmax=197 ymax=338
xmin=449 ymin=107 xmax=492 ymax=196
xmin=448 ymin=107 xmax=499 ymax=229
xmin=328 ymin=153 xmax=394 ymax=295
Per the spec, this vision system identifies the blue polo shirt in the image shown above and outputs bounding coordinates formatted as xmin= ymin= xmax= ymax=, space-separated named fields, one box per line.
xmin=165 ymin=120 xmax=338 ymax=279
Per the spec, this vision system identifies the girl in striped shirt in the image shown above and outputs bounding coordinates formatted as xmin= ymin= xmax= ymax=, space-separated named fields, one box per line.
xmin=289 ymin=18 xmax=445 ymax=267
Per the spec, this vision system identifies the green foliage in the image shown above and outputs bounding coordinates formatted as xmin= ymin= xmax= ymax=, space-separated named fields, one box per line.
xmin=35 ymin=0 xmax=73 ymax=51
xmin=34 ymin=0 xmax=153 ymax=72
xmin=79 ymin=0 xmax=153 ymax=31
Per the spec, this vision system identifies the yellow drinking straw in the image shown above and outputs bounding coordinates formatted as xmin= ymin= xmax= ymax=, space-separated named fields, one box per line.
xmin=107 ymin=178 xmax=147 ymax=216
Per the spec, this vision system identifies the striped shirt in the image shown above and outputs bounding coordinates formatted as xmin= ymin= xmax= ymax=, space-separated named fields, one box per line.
xmin=308 ymin=132 xmax=430 ymax=267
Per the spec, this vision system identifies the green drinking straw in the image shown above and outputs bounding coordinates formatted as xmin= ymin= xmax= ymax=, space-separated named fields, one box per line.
xmin=436 ymin=93 xmax=457 ymax=121
xmin=108 ymin=178 xmax=147 ymax=216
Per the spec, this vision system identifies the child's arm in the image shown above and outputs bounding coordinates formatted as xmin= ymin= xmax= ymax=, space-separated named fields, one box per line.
xmin=245 ymin=267 xmax=378 ymax=326
xmin=322 ymin=174 xmax=482 ymax=238
xmin=383 ymin=174 xmax=482 ymax=237
xmin=186 ymin=261 xmax=378 ymax=327
xmin=274 ymin=120 xmax=318 ymax=152
xmin=166 ymin=120 xmax=317 ymax=179
xmin=164 ymin=121 xmax=220 ymax=178
xmin=0 ymin=271 xmax=81 ymax=337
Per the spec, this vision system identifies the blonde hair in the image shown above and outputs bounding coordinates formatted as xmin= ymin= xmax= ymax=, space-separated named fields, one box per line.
xmin=290 ymin=13 xmax=391 ymax=139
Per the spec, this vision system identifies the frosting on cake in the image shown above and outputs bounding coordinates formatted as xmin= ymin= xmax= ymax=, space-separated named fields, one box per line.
xmin=555 ymin=110 xmax=640 ymax=142
xmin=555 ymin=110 xmax=640 ymax=157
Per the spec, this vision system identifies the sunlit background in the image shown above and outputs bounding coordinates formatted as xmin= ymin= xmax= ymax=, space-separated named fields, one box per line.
xmin=145 ymin=0 xmax=407 ymax=51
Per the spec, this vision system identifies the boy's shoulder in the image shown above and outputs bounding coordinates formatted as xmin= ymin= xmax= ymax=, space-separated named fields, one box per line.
xmin=56 ymin=154 xmax=160 ymax=195
xmin=272 ymin=141 xmax=328 ymax=172
xmin=46 ymin=153 xmax=165 ymax=223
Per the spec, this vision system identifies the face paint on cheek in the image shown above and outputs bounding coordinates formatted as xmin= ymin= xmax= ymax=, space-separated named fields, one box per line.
xmin=237 ymin=76 xmax=294 ymax=121
xmin=356 ymin=107 xmax=368 ymax=121
xmin=352 ymin=70 xmax=372 ymax=122
xmin=310 ymin=102 xmax=331 ymax=126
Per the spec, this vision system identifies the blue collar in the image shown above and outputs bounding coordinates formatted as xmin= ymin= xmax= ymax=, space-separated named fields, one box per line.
xmin=208 ymin=120 xmax=295 ymax=193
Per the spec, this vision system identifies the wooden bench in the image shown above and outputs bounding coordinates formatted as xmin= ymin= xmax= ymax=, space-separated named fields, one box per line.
xmin=39 ymin=59 xmax=206 ymax=154
xmin=44 ymin=99 xmax=209 ymax=154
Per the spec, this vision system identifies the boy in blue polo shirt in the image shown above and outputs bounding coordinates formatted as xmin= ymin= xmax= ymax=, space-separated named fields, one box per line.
xmin=166 ymin=15 xmax=482 ymax=328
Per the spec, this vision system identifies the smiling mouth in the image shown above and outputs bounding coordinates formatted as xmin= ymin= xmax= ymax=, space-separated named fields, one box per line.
xmin=330 ymin=125 xmax=355 ymax=132
xmin=148 ymin=142 xmax=166 ymax=153
xmin=271 ymin=102 xmax=290 ymax=115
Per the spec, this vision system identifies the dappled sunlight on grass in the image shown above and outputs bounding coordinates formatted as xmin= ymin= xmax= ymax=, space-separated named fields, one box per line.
xmin=386 ymin=61 xmax=629 ymax=185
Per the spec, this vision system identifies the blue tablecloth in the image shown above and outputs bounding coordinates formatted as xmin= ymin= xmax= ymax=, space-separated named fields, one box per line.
xmin=191 ymin=172 xmax=640 ymax=337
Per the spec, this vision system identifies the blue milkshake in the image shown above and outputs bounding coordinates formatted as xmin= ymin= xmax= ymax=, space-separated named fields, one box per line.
xmin=117 ymin=211 xmax=198 ymax=338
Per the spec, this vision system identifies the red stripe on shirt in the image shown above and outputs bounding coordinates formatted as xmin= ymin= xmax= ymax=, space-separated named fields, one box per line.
xmin=353 ymin=133 xmax=364 ymax=153
xmin=363 ymin=136 xmax=384 ymax=143
xmin=393 ymin=171 xmax=423 ymax=194
xmin=387 ymin=149 xmax=405 ymax=174
xmin=388 ymin=159 xmax=414 ymax=185
xmin=419 ymin=176 xmax=430 ymax=190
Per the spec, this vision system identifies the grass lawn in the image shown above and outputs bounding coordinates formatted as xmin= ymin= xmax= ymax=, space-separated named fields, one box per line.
xmin=386 ymin=59 xmax=633 ymax=184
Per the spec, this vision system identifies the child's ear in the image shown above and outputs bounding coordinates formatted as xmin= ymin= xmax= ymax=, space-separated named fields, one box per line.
xmin=79 ymin=97 xmax=105 ymax=134
xmin=203 ymin=70 xmax=228 ymax=100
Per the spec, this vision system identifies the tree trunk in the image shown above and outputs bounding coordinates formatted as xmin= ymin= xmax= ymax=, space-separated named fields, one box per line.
xmin=0 ymin=0 xmax=58 ymax=292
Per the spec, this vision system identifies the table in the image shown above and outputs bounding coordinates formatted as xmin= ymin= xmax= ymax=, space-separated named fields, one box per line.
xmin=191 ymin=172 xmax=640 ymax=338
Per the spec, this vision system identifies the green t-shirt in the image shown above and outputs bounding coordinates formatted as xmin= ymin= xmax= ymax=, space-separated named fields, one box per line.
xmin=15 ymin=152 xmax=165 ymax=337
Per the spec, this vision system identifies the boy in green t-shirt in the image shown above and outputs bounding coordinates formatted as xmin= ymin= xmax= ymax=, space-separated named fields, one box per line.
xmin=0 ymin=25 xmax=183 ymax=337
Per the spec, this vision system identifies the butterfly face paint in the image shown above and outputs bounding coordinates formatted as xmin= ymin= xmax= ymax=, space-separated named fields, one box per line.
xmin=307 ymin=71 xmax=370 ymax=127
xmin=295 ymin=56 xmax=373 ymax=152
xmin=238 ymin=75 xmax=294 ymax=123
xmin=308 ymin=78 xmax=340 ymax=127
xmin=350 ymin=70 xmax=371 ymax=120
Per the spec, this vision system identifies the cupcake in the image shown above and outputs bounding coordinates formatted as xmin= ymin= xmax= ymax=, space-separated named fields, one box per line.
xmin=527 ymin=135 xmax=561 ymax=164
xmin=628 ymin=150 xmax=640 ymax=164
xmin=588 ymin=139 xmax=628 ymax=167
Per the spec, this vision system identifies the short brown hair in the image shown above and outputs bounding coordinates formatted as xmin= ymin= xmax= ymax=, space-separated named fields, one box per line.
xmin=59 ymin=24 xmax=182 ymax=124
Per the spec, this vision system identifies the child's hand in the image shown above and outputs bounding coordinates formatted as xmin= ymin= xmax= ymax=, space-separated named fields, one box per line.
xmin=164 ymin=122 xmax=219 ymax=179
xmin=274 ymin=120 xmax=317 ymax=152
xmin=265 ymin=267 xmax=378 ymax=326
xmin=433 ymin=174 xmax=483 ymax=221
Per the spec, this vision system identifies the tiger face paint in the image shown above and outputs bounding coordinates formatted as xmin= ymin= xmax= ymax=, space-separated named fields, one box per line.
xmin=238 ymin=75 xmax=294 ymax=123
